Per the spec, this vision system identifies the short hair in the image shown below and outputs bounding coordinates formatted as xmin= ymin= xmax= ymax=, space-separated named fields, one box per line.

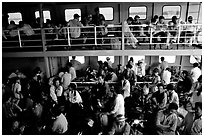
xmin=168 ymin=102 xmax=178 ymax=110
xmin=69 ymin=83 xmax=77 ymax=90
xmin=153 ymin=68 xmax=159 ymax=73
xmin=172 ymin=16 xmax=178 ymax=21
xmin=157 ymin=83 xmax=164 ymax=88
xmin=166 ymin=67 xmax=170 ymax=71
xmin=188 ymin=16 xmax=193 ymax=20
xmin=195 ymin=102 xmax=202 ymax=110
xmin=94 ymin=7 xmax=99 ymax=12
xmin=72 ymin=56 xmax=76 ymax=59
xmin=182 ymin=70 xmax=189 ymax=76
xmin=127 ymin=17 xmax=133 ymax=22
xmin=159 ymin=16 xmax=165 ymax=20
xmin=161 ymin=57 xmax=165 ymax=61
xmin=166 ymin=84 xmax=174 ymax=90
xmin=193 ymin=63 xmax=199 ymax=67
xmin=153 ymin=15 xmax=159 ymax=20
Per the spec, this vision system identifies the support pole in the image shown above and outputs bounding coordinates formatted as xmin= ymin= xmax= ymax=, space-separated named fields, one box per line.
xmin=39 ymin=3 xmax=50 ymax=78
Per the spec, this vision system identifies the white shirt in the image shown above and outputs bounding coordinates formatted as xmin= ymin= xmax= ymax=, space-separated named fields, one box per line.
xmin=169 ymin=90 xmax=179 ymax=107
xmin=68 ymin=90 xmax=82 ymax=104
xmin=190 ymin=67 xmax=201 ymax=83
xmin=67 ymin=19 xmax=83 ymax=38
xmin=52 ymin=113 xmax=68 ymax=134
xmin=190 ymin=91 xmax=202 ymax=108
xmin=69 ymin=67 xmax=76 ymax=81
xmin=162 ymin=70 xmax=171 ymax=85
xmin=122 ymin=79 xmax=130 ymax=99
xmin=61 ymin=72 xmax=72 ymax=90
xmin=110 ymin=94 xmax=125 ymax=116
xmin=50 ymin=85 xmax=57 ymax=102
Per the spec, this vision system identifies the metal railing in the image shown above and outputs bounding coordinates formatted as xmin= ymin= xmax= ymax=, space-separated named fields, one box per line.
xmin=2 ymin=23 xmax=202 ymax=50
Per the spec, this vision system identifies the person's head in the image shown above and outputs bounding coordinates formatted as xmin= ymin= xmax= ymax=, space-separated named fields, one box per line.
xmin=94 ymin=7 xmax=100 ymax=14
xmin=153 ymin=15 xmax=159 ymax=20
xmin=153 ymin=68 xmax=159 ymax=76
xmin=19 ymin=21 xmax=25 ymax=27
xmin=98 ymin=75 xmax=104 ymax=84
xmin=159 ymin=16 xmax=165 ymax=23
xmin=53 ymin=77 xmax=61 ymax=87
xmin=188 ymin=16 xmax=193 ymax=23
xmin=157 ymin=83 xmax=164 ymax=93
xmin=127 ymin=17 xmax=133 ymax=25
xmin=193 ymin=62 xmax=199 ymax=68
xmin=194 ymin=102 xmax=202 ymax=118
xmin=182 ymin=70 xmax=189 ymax=77
xmin=74 ymin=14 xmax=80 ymax=21
xmin=161 ymin=57 xmax=165 ymax=61
xmin=106 ymin=57 xmax=110 ymax=61
xmin=166 ymin=67 xmax=170 ymax=71
xmin=129 ymin=57 xmax=134 ymax=62
xmin=166 ymin=84 xmax=174 ymax=92
xmin=15 ymin=77 xmax=21 ymax=84
xmin=134 ymin=15 xmax=140 ymax=22
xmin=10 ymin=20 xmax=15 ymax=25
xmin=115 ymin=114 xmax=126 ymax=126
xmin=168 ymin=102 xmax=178 ymax=113
xmin=72 ymin=56 xmax=76 ymax=60
xmin=172 ymin=16 xmax=178 ymax=23
xmin=152 ymin=85 xmax=158 ymax=93
xmin=87 ymin=14 xmax=93 ymax=21
xmin=69 ymin=83 xmax=77 ymax=90
xmin=168 ymin=21 xmax=174 ymax=29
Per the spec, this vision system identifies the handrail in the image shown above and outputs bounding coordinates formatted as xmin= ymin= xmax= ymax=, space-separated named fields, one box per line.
xmin=2 ymin=23 xmax=202 ymax=50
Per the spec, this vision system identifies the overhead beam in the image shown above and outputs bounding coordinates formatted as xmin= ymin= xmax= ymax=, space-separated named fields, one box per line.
xmin=2 ymin=49 xmax=202 ymax=58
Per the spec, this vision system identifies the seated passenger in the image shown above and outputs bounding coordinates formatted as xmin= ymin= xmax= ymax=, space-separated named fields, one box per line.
xmin=180 ymin=16 xmax=196 ymax=46
xmin=7 ymin=20 xmax=18 ymax=37
xmin=108 ymin=114 xmax=130 ymax=135
xmin=19 ymin=21 xmax=35 ymax=36
xmin=152 ymin=83 xmax=167 ymax=110
xmin=124 ymin=17 xmax=140 ymax=49
xmin=153 ymin=16 xmax=168 ymax=44
xmin=97 ymin=19 xmax=108 ymax=44
xmin=67 ymin=14 xmax=84 ymax=39
xmin=132 ymin=15 xmax=146 ymax=37
xmin=155 ymin=102 xmax=178 ymax=135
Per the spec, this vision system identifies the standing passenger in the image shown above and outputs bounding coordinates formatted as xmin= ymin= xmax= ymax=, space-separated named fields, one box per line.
xmin=67 ymin=14 xmax=84 ymax=39
xmin=92 ymin=7 xmax=105 ymax=26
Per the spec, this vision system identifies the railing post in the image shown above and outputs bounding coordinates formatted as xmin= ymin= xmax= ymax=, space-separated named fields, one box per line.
xmin=177 ymin=24 xmax=181 ymax=45
xmin=121 ymin=22 xmax=125 ymax=66
xmin=67 ymin=27 xmax=71 ymax=47
xmin=94 ymin=26 xmax=97 ymax=46
xmin=17 ymin=30 xmax=22 ymax=48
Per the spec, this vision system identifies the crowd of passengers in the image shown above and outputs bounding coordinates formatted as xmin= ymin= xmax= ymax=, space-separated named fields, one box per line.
xmin=2 ymin=56 xmax=202 ymax=135
xmin=2 ymin=7 xmax=202 ymax=49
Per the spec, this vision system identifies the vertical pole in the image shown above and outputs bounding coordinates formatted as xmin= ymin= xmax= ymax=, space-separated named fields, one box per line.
xmin=94 ymin=26 xmax=97 ymax=46
xmin=67 ymin=28 xmax=71 ymax=47
xmin=150 ymin=27 xmax=153 ymax=49
xmin=17 ymin=30 xmax=22 ymax=48
xmin=39 ymin=3 xmax=50 ymax=78
xmin=121 ymin=22 xmax=125 ymax=66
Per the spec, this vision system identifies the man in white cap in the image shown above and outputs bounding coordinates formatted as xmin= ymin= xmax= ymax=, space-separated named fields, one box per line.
xmin=108 ymin=114 xmax=130 ymax=135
